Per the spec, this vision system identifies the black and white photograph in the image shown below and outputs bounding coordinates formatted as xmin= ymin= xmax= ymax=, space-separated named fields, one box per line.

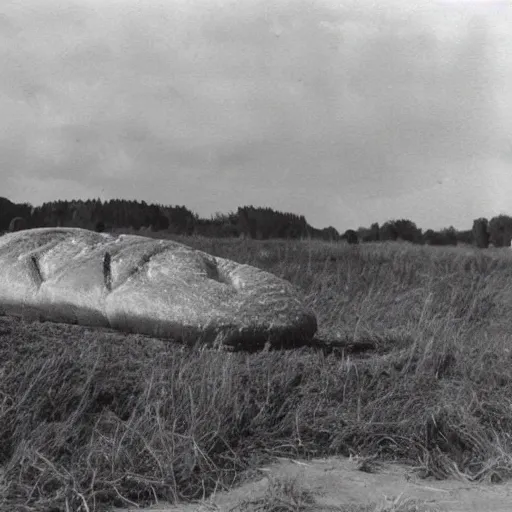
xmin=1 ymin=0 xmax=512 ymax=510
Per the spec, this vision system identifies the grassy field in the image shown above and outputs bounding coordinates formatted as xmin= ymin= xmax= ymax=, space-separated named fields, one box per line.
xmin=2 ymin=235 xmax=512 ymax=511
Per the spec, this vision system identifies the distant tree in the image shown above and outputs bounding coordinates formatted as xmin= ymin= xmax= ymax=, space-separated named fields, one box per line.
xmin=441 ymin=226 xmax=458 ymax=246
xmin=423 ymin=229 xmax=436 ymax=245
xmin=369 ymin=222 xmax=380 ymax=242
xmin=237 ymin=207 xmax=253 ymax=239
xmin=488 ymin=215 xmax=512 ymax=247
xmin=70 ymin=201 xmax=93 ymax=229
xmin=357 ymin=222 xmax=380 ymax=242
xmin=319 ymin=226 xmax=340 ymax=241
xmin=219 ymin=222 xmax=239 ymax=238
xmin=163 ymin=205 xmax=196 ymax=235
xmin=380 ymin=221 xmax=399 ymax=241
xmin=424 ymin=227 xmax=457 ymax=246
xmin=472 ymin=218 xmax=489 ymax=249
xmin=148 ymin=204 xmax=162 ymax=229
xmin=456 ymin=229 xmax=473 ymax=246
xmin=381 ymin=219 xmax=422 ymax=243
xmin=343 ymin=229 xmax=359 ymax=244
xmin=237 ymin=206 xmax=312 ymax=240
xmin=156 ymin=214 xmax=170 ymax=231
xmin=95 ymin=220 xmax=105 ymax=233
xmin=52 ymin=202 xmax=67 ymax=227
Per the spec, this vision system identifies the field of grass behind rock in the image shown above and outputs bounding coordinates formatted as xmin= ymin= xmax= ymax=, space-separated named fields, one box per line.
xmin=2 ymin=238 xmax=512 ymax=510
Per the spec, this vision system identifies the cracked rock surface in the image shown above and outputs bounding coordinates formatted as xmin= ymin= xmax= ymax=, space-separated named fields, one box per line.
xmin=0 ymin=228 xmax=317 ymax=350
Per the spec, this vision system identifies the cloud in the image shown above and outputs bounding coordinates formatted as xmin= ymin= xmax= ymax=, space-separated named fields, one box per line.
xmin=1 ymin=0 xmax=511 ymax=231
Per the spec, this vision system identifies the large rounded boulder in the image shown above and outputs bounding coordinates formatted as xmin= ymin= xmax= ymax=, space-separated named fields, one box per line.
xmin=0 ymin=228 xmax=317 ymax=350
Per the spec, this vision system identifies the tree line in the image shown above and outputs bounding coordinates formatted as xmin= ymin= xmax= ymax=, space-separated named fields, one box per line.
xmin=0 ymin=196 xmax=510 ymax=248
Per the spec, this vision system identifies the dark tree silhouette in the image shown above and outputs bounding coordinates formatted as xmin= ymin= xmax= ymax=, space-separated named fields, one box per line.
xmin=0 ymin=196 xmax=496 ymax=248
xmin=344 ymin=229 xmax=359 ymax=244
xmin=380 ymin=219 xmax=422 ymax=243
xmin=488 ymin=215 xmax=512 ymax=247
xmin=472 ymin=218 xmax=489 ymax=249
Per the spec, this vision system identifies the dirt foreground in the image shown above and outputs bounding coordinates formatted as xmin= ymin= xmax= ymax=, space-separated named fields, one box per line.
xmin=115 ymin=456 xmax=512 ymax=512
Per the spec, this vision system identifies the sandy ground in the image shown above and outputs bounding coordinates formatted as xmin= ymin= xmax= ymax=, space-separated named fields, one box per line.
xmin=114 ymin=456 xmax=512 ymax=512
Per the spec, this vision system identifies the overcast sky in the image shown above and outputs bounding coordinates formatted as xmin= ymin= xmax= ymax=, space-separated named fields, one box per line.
xmin=1 ymin=0 xmax=511 ymax=231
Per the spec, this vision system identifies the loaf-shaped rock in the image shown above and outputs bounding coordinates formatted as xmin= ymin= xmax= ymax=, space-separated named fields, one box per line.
xmin=0 ymin=228 xmax=317 ymax=350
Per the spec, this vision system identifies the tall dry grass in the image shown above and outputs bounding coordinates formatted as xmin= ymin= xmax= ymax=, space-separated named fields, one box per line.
xmin=2 ymin=237 xmax=512 ymax=510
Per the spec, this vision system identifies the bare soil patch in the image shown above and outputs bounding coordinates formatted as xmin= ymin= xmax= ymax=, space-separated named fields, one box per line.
xmin=115 ymin=456 xmax=512 ymax=512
